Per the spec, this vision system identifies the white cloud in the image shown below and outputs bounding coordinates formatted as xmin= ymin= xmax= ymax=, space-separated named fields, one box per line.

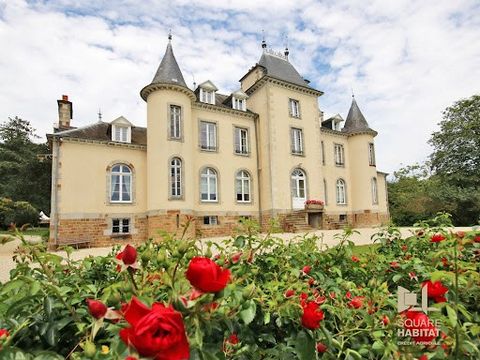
xmin=0 ymin=0 xmax=479 ymax=175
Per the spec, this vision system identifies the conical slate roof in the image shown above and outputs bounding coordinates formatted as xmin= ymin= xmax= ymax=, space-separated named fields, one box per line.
xmin=258 ymin=52 xmax=310 ymax=88
xmin=342 ymin=97 xmax=376 ymax=135
xmin=150 ymin=42 xmax=187 ymax=88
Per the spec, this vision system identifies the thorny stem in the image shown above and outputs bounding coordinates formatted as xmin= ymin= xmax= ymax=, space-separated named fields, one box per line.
xmin=127 ymin=267 xmax=139 ymax=292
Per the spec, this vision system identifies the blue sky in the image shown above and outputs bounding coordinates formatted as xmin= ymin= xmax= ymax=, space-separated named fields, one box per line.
xmin=1 ymin=0 xmax=479 ymax=174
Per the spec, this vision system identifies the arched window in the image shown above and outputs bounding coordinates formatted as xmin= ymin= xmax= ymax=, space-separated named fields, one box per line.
xmin=170 ymin=157 xmax=182 ymax=198
xmin=236 ymin=170 xmax=251 ymax=202
xmin=371 ymin=177 xmax=378 ymax=204
xmin=110 ymin=164 xmax=132 ymax=202
xmin=336 ymin=179 xmax=346 ymax=205
xmin=291 ymin=169 xmax=306 ymax=198
xmin=200 ymin=167 xmax=217 ymax=202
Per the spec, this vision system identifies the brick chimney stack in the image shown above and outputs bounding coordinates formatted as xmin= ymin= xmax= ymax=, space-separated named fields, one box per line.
xmin=57 ymin=95 xmax=72 ymax=129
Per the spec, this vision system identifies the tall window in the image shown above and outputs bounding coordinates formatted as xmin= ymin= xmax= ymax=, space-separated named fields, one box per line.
xmin=321 ymin=141 xmax=325 ymax=165
xmin=334 ymin=144 xmax=345 ymax=166
xmin=336 ymin=179 xmax=346 ymax=205
xmin=289 ymin=98 xmax=300 ymax=118
xmin=170 ymin=157 xmax=182 ymax=198
xmin=291 ymin=128 xmax=304 ymax=155
xmin=200 ymin=121 xmax=217 ymax=151
xmin=234 ymin=127 xmax=249 ymax=155
xmin=110 ymin=164 xmax=132 ymax=203
xmin=291 ymin=169 xmax=306 ymax=198
xmin=200 ymin=167 xmax=217 ymax=202
xmin=236 ymin=170 xmax=251 ymax=203
xmin=371 ymin=177 xmax=378 ymax=204
xmin=368 ymin=143 xmax=376 ymax=166
xmin=323 ymin=179 xmax=328 ymax=205
xmin=170 ymin=105 xmax=181 ymax=139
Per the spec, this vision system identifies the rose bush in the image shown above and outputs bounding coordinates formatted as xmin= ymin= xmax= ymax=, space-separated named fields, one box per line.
xmin=0 ymin=213 xmax=478 ymax=359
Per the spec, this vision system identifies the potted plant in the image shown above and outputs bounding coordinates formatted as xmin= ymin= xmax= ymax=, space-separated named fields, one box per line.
xmin=304 ymin=199 xmax=324 ymax=211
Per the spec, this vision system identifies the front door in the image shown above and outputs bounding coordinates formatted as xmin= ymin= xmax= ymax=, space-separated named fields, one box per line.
xmin=291 ymin=169 xmax=306 ymax=209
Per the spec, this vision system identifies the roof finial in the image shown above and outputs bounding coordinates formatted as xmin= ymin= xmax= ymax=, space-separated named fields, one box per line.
xmin=261 ymin=29 xmax=267 ymax=50
xmin=351 ymin=88 xmax=355 ymax=98
xmin=192 ymin=74 xmax=196 ymax=89
xmin=168 ymin=29 xmax=172 ymax=42
xmin=284 ymin=34 xmax=289 ymax=60
xmin=97 ymin=108 xmax=102 ymax=122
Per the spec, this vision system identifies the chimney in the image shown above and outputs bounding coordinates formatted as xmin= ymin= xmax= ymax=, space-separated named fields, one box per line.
xmin=57 ymin=94 xmax=72 ymax=129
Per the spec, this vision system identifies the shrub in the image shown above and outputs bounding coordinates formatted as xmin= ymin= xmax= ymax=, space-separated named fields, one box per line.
xmin=0 ymin=217 xmax=479 ymax=359
xmin=0 ymin=197 xmax=38 ymax=229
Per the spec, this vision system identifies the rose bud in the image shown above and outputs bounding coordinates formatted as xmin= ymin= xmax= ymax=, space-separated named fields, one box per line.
xmin=0 ymin=329 xmax=9 ymax=338
xmin=86 ymin=299 xmax=108 ymax=319
xmin=329 ymin=291 xmax=336 ymax=299
xmin=474 ymin=235 xmax=480 ymax=243
xmin=351 ymin=256 xmax=360 ymax=262
xmin=455 ymin=231 xmax=465 ymax=239
xmin=308 ymin=278 xmax=315 ymax=286
xmin=401 ymin=245 xmax=408 ymax=252
xmin=284 ymin=289 xmax=295 ymax=298
xmin=116 ymin=244 xmax=137 ymax=266
xmin=348 ymin=296 xmax=364 ymax=309
xmin=186 ymin=257 xmax=231 ymax=293
xmin=316 ymin=342 xmax=327 ymax=353
xmin=231 ymin=252 xmax=242 ymax=264
xmin=227 ymin=333 xmax=239 ymax=345
xmin=345 ymin=291 xmax=352 ymax=299
xmin=382 ymin=315 xmax=390 ymax=326
xmin=390 ymin=261 xmax=399 ymax=268
xmin=431 ymin=233 xmax=446 ymax=243
xmin=302 ymin=265 xmax=312 ymax=274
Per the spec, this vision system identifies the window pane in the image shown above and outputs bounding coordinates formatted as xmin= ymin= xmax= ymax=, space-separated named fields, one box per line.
xmin=111 ymin=175 xmax=120 ymax=201
xmin=122 ymin=175 xmax=131 ymax=201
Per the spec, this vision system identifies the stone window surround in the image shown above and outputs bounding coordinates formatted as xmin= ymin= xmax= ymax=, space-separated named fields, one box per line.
xmin=288 ymin=98 xmax=301 ymax=118
xmin=198 ymin=119 xmax=219 ymax=152
xmin=336 ymin=178 xmax=347 ymax=205
xmin=235 ymin=168 xmax=253 ymax=204
xmin=168 ymin=155 xmax=185 ymax=201
xmin=232 ymin=125 xmax=251 ymax=156
xmin=199 ymin=165 xmax=220 ymax=203
xmin=290 ymin=126 xmax=305 ymax=156
xmin=106 ymin=161 xmax=136 ymax=205
xmin=103 ymin=214 xmax=139 ymax=236
xmin=167 ymin=103 xmax=184 ymax=142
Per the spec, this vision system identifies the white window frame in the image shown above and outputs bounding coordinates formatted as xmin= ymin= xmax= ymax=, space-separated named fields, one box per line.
xmin=291 ymin=128 xmax=304 ymax=155
xmin=170 ymin=157 xmax=182 ymax=198
xmin=200 ymin=88 xmax=215 ymax=104
xmin=203 ymin=216 xmax=218 ymax=225
xmin=200 ymin=121 xmax=217 ymax=151
xmin=233 ymin=97 xmax=246 ymax=111
xmin=291 ymin=169 xmax=306 ymax=198
xmin=336 ymin=179 xmax=347 ymax=205
xmin=236 ymin=170 xmax=251 ymax=203
xmin=368 ymin=143 xmax=376 ymax=166
xmin=170 ymin=105 xmax=182 ymax=139
xmin=110 ymin=164 xmax=132 ymax=203
xmin=289 ymin=98 xmax=300 ymax=118
xmin=200 ymin=167 xmax=218 ymax=202
xmin=334 ymin=143 xmax=345 ymax=166
xmin=112 ymin=218 xmax=130 ymax=234
xmin=372 ymin=177 xmax=378 ymax=204
xmin=234 ymin=127 xmax=249 ymax=155
xmin=112 ymin=125 xmax=131 ymax=143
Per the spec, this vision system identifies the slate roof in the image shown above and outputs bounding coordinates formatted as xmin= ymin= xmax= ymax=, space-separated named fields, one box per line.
xmin=149 ymin=42 xmax=188 ymax=88
xmin=50 ymin=122 xmax=147 ymax=146
xmin=258 ymin=52 xmax=311 ymax=88
xmin=342 ymin=98 xmax=376 ymax=135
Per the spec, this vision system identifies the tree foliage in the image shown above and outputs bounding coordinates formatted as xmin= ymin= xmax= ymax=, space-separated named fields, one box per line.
xmin=0 ymin=117 xmax=51 ymax=214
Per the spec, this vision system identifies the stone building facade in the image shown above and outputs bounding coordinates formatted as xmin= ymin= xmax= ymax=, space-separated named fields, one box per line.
xmin=48 ymin=37 xmax=389 ymax=247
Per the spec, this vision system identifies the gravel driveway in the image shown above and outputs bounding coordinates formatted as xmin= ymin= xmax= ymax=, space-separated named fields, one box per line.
xmin=0 ymin=227 xmax=472 ymax=283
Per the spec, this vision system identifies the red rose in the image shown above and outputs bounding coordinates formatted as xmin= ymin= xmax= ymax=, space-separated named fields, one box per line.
xmin=382 ymin=315 xmax=390 ymax=326
xmin=86 ymin=299 xmax=108 ymax=319
xmin=126 ymin=357 xmax=138 ymax=360
xmin=404 ymin=310 xmax=438 ymax=344
xmin=284 ymin=289 xmax=295 ymax=298
xmin=422 ymin=280 xmax=448 ymax=303
xmin=474 ymin=235 xmax=480 ymax=243
xmin=418 ymin=355 xmax=428 ymax=360
xmin=308 ymin=278 xmax=315 ymax=286
xmin=316 ymin=342 xmax=327 ymax=353
xmin=120 ymin=297 xmax=189 ymax=360
xmin=351 ymin=256 xmax=360 ymax=262
xmin=348 ymin=296 xmax=364 ymax=309
xmin=186 ymin=257 xmax=230 ymax=293
xmin=0 ymin=329 xmax=9 ymax=338
xmin=301 ymin=301 xmax=324 ymax=329
xmin=345 ymin=291 xmax=352 ymax=300
xmin=302 ymin=265 xmax=312 ymax=274
xmin=227 ymin=333 xmax=239 ymax=345
xmin=116 ymin=244 xmax=137 ymax=265
xmin=431 ymin=234 xmax=446 ymax=243
xmin=390 ymin=261 xmax=400 ymax=268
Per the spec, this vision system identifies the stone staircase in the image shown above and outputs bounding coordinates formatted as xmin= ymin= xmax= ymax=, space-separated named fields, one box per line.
xmin=284 ymin=211 xmax=314 ymax=232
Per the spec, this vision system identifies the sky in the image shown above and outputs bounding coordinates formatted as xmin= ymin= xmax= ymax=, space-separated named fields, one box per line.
xmin=0 ymin=0 xmax=479 ymax=174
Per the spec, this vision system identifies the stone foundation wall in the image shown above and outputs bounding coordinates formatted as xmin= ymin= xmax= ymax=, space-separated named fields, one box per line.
xmin=147 ymin=212 xmax=196 ymax=241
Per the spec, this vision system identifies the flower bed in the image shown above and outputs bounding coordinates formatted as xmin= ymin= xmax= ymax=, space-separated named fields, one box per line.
xmin=0 ymin=215 xmax=479 ymax=359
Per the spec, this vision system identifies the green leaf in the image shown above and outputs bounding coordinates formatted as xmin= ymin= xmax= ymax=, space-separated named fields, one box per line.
xmin=234 ymin=235 xmax=245 ymax=248
xmin=392 ymin=274 xmax=403 ymax=283
xmin=263 ymin=311 xmax=271 ymax=325
xmin=43 ymin=297 xmax=53 ymax=317
xmin=372 ymin=340 xmax=385 ymax=352
xmin=239 ymin=300 xmax=256 ymax=325
xmin=30 ymin=281 xmax=41 ymax=296
xmin=1 ymin=279 xmax=24 ymax=295
xmin=294 ymin=331 xmax=315 ymax=360
xmin=446 ymin=304 xmax=458 ymax=327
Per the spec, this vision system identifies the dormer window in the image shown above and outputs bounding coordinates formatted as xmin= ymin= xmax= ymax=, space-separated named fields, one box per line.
xmin=231 ymin=90 xmax=248 ymax=111
xmin=111 ymin=116 xmax=132 ymax=144
xmin=198 ymin=81 xmax=218 ymax=105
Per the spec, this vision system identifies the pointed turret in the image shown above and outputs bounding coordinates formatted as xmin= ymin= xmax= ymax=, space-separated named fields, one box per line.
xmin=342 ymin=97 xmax=377 ymax=135
xmin=140 ymin=36 xmax=191 ymax=101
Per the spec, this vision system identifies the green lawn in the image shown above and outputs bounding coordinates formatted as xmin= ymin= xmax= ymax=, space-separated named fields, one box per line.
xmin=0 ymin=227 xmax=49 ymax=237
xmin=351 ymin=243 xmax=380 ymax=255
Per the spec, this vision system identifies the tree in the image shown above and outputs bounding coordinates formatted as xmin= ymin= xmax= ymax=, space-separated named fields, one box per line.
xmin=429 ymin=94 xmax=480 ymax=187
xmin=0 ymin=117 xmax=51 ymax=214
